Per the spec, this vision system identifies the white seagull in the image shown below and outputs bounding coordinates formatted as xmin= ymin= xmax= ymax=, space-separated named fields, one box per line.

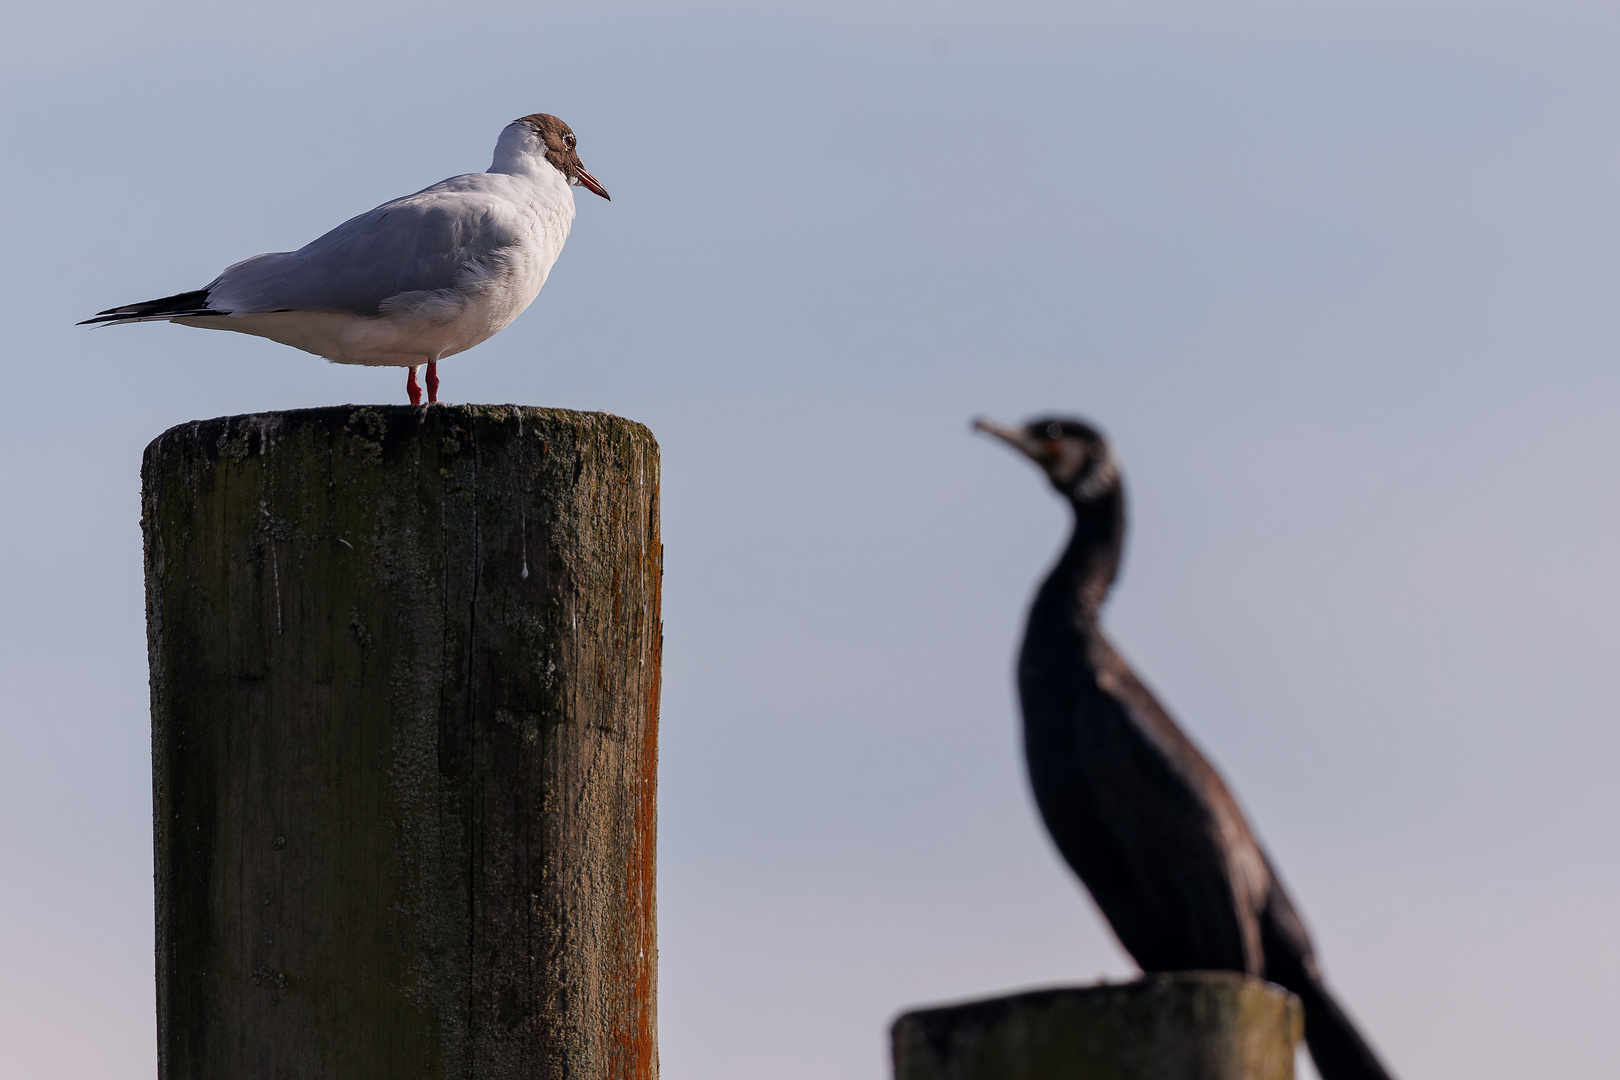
xmin=82 ymin=113 xmax=609 ymax=404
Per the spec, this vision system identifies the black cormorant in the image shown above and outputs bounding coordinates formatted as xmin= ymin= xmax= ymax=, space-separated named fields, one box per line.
xmin=976 ymin=415 xmax=1396 ymax=1080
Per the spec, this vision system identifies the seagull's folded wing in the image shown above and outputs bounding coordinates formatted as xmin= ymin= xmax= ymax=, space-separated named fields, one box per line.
xmin=206 ymin=179 xmax=538 ymax=318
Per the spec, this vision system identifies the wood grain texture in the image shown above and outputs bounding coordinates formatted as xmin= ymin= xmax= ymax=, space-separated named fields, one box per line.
xmin=892 ymin=973 xmax=1301 ymax=1080
xmin=142 ymin=405 xmax=660 ymax=1080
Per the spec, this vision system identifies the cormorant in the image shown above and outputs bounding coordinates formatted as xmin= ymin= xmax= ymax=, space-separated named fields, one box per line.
xmin=976 ymin=415 xmax=1396 ymax=1080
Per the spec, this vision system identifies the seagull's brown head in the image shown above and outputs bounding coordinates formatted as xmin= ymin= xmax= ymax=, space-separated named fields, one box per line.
xmin=518 ymin=113 xmax=610 ymax=201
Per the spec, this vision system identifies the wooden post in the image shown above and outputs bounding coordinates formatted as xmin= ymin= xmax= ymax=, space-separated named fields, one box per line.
xmin=141 ymin=405 xmax=660 ymax=1080
xmin=892 ymin=973 xmax=1302 ymax=1080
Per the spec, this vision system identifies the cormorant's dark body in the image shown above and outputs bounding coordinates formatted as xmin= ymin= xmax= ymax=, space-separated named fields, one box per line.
xmin=989 ymin=417 xmax=1395 ymax=1080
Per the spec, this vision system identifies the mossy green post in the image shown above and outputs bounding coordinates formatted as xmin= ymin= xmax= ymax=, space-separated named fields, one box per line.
xmin=892 ymin=973 xmax=1302 ymax=1080
xmin=142 ymin=405 xmax=661 ymax=1080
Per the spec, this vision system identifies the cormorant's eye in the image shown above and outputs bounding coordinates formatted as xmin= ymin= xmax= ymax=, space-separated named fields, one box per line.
xmin=1046 ymin=423 xmax=1063 ymax=439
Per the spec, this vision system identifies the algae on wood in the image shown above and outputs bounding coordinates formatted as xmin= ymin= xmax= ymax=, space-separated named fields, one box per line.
xmin=142 ymin=404 xmax=660 ymax=1080
xmin=892 ymin=972 xmax=1301 ymax=1080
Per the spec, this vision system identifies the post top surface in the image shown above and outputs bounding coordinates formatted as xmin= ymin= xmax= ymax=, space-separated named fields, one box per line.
xmin=893 ymin=971 xmax=1302 ymax=1031
xmin=143 ymin=404 xmax=657 ymax=468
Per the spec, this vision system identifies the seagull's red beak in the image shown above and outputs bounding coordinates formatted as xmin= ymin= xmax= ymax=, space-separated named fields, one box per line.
xmin=575 ymin=167 xmax=611 ymax=201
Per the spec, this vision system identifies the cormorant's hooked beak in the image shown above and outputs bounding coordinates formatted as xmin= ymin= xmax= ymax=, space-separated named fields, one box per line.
xmin=574 ymin=166 xmax=611 ymax=201
xmin=973 ymin=417 xmax=1043 ymax=460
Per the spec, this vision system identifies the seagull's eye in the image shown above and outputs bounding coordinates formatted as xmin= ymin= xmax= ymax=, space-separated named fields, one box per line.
xmin=564 ymin=134 xmax=576 ymax=149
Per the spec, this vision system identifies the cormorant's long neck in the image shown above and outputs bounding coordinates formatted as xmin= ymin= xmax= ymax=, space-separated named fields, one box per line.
xmin=1033 ymin=487 xmax=1125 ymax=626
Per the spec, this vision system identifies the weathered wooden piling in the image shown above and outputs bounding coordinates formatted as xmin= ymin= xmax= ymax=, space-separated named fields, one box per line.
xmin=141 ymin=405 xmax=660 ymax=1080
xmin=892 ymin=972 xmax=1302 ymax=1080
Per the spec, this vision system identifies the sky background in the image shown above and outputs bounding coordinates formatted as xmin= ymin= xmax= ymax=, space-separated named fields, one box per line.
xmin=4 ymin=1 xmax=1620 ymax=1077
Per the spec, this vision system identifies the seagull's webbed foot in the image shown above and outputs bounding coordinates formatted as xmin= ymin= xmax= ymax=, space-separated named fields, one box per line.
xmin=406 ymin=366 xmax=423 ymax=406
xmin=426 ymin=361 xmax=439 ymax=404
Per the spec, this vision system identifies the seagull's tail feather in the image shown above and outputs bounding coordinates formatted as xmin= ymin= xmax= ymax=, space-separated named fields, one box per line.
xmin=78 ymin=288 xmax=219 ymax=326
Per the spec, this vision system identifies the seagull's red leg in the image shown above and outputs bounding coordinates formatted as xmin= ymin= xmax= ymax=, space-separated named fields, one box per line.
xmin=426 ymin=361 xmax=439 ymax=404
xmin=406 ymin=366 xmax=423 ymax=406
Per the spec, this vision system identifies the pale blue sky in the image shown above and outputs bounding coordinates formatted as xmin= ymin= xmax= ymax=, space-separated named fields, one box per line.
xmin=4 ymin=2 xmax=1619 ymax=1077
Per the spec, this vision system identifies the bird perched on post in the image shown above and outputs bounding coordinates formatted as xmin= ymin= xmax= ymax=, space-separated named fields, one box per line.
xmin=81 ymin=113 xmax=609 ymax=405
xmin=975 ymin=415 xmax=1397 ymax=1080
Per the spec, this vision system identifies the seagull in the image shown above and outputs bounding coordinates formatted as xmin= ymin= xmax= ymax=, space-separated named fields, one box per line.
xmin=81 ymin=113 xmax=609 ymax=405
xmin=976 ymin=415 xmax=1398 ymax=1080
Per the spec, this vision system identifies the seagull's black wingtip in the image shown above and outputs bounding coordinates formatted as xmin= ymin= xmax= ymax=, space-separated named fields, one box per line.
xmin=78 ymin=288 xmax=216 ymax=327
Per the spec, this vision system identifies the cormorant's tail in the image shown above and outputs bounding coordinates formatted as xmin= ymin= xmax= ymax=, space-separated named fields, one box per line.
xmin=79 ymin=288 xmax=217 ymax=326
xmin=1260 ymin=897 xmax=1396 ymax=1080
xmin=1286 ymin=968 xmax=1395 ymax=1080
